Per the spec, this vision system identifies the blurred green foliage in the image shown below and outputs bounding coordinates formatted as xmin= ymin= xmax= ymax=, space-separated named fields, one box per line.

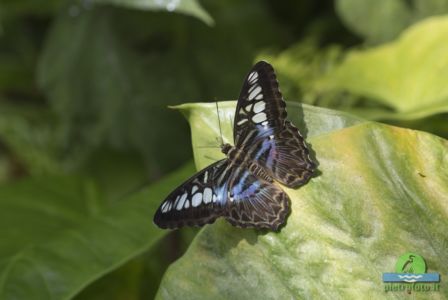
xmin=0 ymin=0 xmax=447 ymax=299
xmin=336 ymin=0 xmax=448 ymax=44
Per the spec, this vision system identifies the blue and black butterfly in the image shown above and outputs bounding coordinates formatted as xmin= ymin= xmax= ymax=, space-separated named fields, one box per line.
xmin=154 ymin=61 xmax=316 ymax=231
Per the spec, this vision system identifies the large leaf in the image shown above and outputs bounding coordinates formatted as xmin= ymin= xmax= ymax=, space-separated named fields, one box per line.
xmin=0 ymin=162 xmax=194 ymax=300
xmin=335 ymin=0 xmax=448 ymax=44
xmin=74 ymin=227 xmax=199 ymax=300
xmin=319 ymin=16 xmax=448 ymax=120
xmin=92 ymin=0 xmax=214 ymax=25
xmin=156 ymin=102 xmax=448 ymax=299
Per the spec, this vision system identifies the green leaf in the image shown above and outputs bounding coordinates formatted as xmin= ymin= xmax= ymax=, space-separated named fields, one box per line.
xmin=0 ymin=162 xmax=195 ymax=299
xmin=319 ymin=16 xmax=448 ymax=120
xmin=335 ymin=0 xmax=448 ymax=44
xmin=173 ymin=101 xmax=364 ymax=169
xmin=0 ymin=104 xmax=66 ymax=175
xmin=157 ymin=103 xmax=448 ymax=299
xmin=92 ymin=0 xmax=214 ymax=26
xmin=75 ymin=227 xmax=199 ymax=300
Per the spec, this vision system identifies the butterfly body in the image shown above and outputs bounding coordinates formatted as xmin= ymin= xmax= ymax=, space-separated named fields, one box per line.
xmin=154 ymin=61 xmax=316 ymax=231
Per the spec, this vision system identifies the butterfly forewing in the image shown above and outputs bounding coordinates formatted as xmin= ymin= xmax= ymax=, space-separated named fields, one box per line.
xmin=234 ymin=61 xmax=316 ymax=188
xmin=233 ymin=61 xmax=287 ymax=146
xmin=153 ymin=160 xmax=228 ymax=229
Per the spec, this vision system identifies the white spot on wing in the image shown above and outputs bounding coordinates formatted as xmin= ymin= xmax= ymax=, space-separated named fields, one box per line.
xmin=184 ymin=200 xmax=190 ymax=208
xmin=245 ymin=103 xmax=253 ymax=112
xmin=203 ymin=188 xmax=212 ymax=204
xmin=192 ymin=185 xmax=198 ymax=194
xmin=237 ymin=118 xmax=248 ymax=125
xmin=203 ymin=171 xmax=208 ymax=183
xmin=253 ymin=101 xmax=266 ymax=113
xmin=172 ymin=195 xmax=180 ymax=207
xmin=181 ymin=192 xmax=187 ymax=201
xmin=192 ymin=193 xmax=203 ymax=207
xmin=176 ymin=193 xmax=188 ymax=210
xmin=252 ymin=112 xmax=267 ymax=123
xmin=227 ymin=191 xmax=234 ymax=202
xmin=255 ymin=94 xmax=263 ymax=100
xmin=161 ymin=201 xmax=169 ymax=213
xmin=248 ymin=84 xmax=257 ymax=94
xmin=212 ymin=194 xmax=217 ymax=203
xmin=248 ymin=71 xmax=258 ymax=83
xmin=248 ymin=72 xmax=256 ymax=81
xmin=248 ymin=86 xmax=262 ymax=100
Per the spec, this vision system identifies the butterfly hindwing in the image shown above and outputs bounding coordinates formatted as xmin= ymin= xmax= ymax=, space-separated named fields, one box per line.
xmin=224 ymin=169 xmax=290 ymax=231
xmin=255 ymin=121 xmax=315 ymax=188
xmin=153 ymin=160 xmax=228 ymax=229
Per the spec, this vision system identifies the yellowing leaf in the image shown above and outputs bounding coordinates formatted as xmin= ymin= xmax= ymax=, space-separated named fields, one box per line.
xmin=157 ymin=102 xmax=448 ymax=299
xmin=320 ymin=16 xmax=448 ymax=119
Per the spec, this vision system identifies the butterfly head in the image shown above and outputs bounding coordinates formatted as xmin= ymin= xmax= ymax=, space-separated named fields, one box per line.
xmin=221 ymin=143 xmax=233 ymax=155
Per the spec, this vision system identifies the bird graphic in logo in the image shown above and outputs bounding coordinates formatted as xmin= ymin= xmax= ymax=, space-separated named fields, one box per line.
xmin=401 ymin=254 xmax=415 ymax=273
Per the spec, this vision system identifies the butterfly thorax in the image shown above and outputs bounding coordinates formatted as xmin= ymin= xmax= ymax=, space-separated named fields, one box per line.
xmin=221 ymin=143 xmax=245 ymax=165
xmin=221 ymin=142 xmax=273 ymax=183
xmin=221 ymin=143 xmax=233 ymax=155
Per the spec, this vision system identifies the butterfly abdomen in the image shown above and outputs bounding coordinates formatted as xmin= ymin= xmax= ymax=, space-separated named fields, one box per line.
xmin=248 ymin=162 xmax=273 ymax=182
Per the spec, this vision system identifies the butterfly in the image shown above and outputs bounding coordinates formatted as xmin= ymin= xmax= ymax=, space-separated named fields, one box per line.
xmin=154 ymin=61 xmax=316 ymax=231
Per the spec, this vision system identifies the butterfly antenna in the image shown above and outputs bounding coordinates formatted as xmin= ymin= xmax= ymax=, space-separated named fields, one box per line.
xmin=197 ymin=145 xmax=221 ymax=149
xmin=216 ymin=101 xmax=224 ymax=147
xmin=229 ymin=114 xmax=234 ymax=132
xmin=204 ymin=154 xmax=219 ymax=161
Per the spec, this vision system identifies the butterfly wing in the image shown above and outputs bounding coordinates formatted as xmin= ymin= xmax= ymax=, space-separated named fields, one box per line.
xmin=153 ymin=159 xmax=229 ymax=229
xmin=252 ymin=121 xmax=316 ymax=188
xmin=155 ymin=61 xmax=314 ymax=230
xmin=154 ymin=158 xmax=290 ymax=230
xmin=233 ymin=61 xmax=286 ymax=142
xmin=234 ymin=61 xmax=316 ymax=188
xmin=224 ymin=168 xmax=290 ymax=231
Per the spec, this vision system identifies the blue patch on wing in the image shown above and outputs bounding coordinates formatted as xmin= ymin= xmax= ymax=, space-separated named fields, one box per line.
xmin=253 ymin=138 xmax=278 ymax=168
xmin=238 ymin=181 xmax=261 ymax=199
xmin=215 ymin=183 xmax=228 ymax=205
xmin=255 ymin=124 xmax=274 ymax=138
xmin=232 ymin=171 xmax=261 ymax=200
xmin=266 ymin=140 xmax=278 ymax=169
